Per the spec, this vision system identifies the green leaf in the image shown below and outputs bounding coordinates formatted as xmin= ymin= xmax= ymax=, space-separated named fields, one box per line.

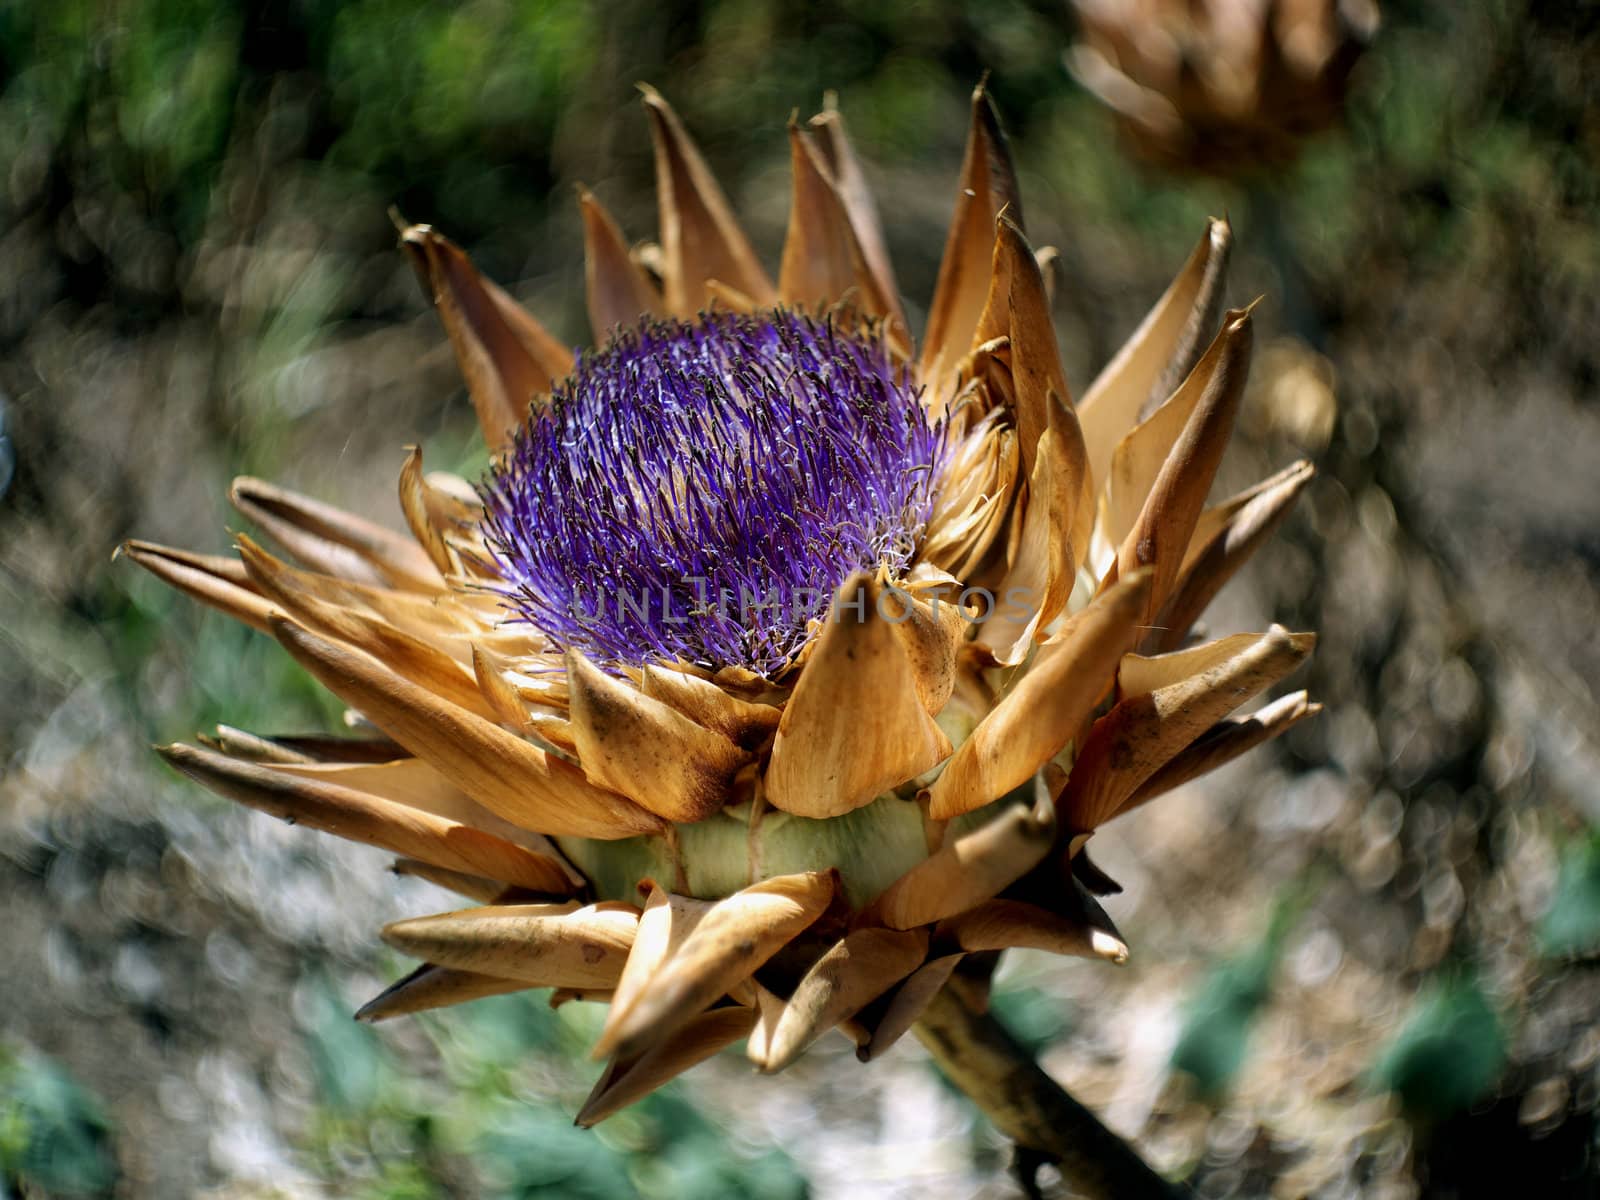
xmin=1169 ymin=958 xmax=1268 ymax=1100
xmin=989 ymin=984 xmax=1075 ymax=1056
xmin=475 ymin=1107 xmax=634 ymax=1199
xmin=1539 ymin=831 xmax=1600 ymax=958
xmin=1169 ymin=889 xmax=1307 ymax=1098
xmin=0 ymin=1047 xmax=118 ymax=1198
xmin=1371 ymin=971 xmax=1505 ymax=1121
xmin=302 ymin=975 xmax=385 ymax=1114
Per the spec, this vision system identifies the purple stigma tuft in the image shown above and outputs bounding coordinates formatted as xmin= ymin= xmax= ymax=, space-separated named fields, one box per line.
xmin=478 ymin=310 xmax=943 ymax=677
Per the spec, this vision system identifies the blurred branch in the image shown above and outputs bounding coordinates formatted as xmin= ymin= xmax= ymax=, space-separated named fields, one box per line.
xmin=914 ymin=988 xmax=1182 ymax=1199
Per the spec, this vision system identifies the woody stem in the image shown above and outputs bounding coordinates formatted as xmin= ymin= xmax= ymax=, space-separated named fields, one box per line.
xmin=914 ymin=987 xmax=1182 ymax=1199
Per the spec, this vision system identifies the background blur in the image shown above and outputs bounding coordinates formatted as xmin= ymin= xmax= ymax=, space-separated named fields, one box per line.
xmin=3 ymin=0 xmax=1599 ymax=1196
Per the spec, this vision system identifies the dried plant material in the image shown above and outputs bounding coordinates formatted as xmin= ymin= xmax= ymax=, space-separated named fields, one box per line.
xmin=1118 ymin=631 xmax=1276 ymax=699
xmin=129 ymin=84 xmax=1327 ymax=1121
xmin=1034 ymin=245 xmax=1061 ymax=307
xmin=866 ymin=784 xmax=1055 ymax=930
xmin=807 ymin=99 xmax=904 ymax=336
xmin=156 ymin=743 xmax=570 ymax=892
xmin=639 ymin=665 xmax=780 ymax=749
xmin=921 ymin=82 xmax=1024 ymax=384
xmin=1110 ymin=308 xmax=1254 ymax=622
xmin=389 ymin=858 xmax=507 ymax=904
xmin=271 ymin=617 xmax=665 ymax=840
xmin=245 ymin=569 xmax=495 ymax=720
xmin=596 ymin=883 xmax=716 ymax=1058
xmin=549 ymin=988 xmax=617 ymax=1009
xmin=1182 ymin=459 xmax=1308 ymax=576
xmin=264 ymin=755 xmax=508 ymax=827
xmin=1154 ymin=458 xmax=1316 ymax=651
xmin=399 ymin=446 xmax=481 ymax=578
xmin=859 ymin=953 xmax=965 ymax=1061
xmin=381 ymin=902 xmax=640 ymax=989
xmin=471 ymin=644 xmax=533 ymax=731
xmin=235 ymin=535 xmax=480 ymax=650
xmin=120 ymin=541 xmax=254 ymax=589
xmin=355 ymin=963 xmax=530 ymax=1023
xmin=271 ymin=758 xmax=576 ymax=889
xmin=974 ymin=411 xmax=1088 ymax=665
xmin=971 ymin=235 xmax=1016 ymax=353
xmin=779 ymin=120 xmax=897 ymax=334
xmin=743 ymin=981 xmax=790 ymax=1069
xmin=929 ymin=571 xmax=1152 ymax=820
xmin=244 ymin=732 xmax=408 ymax=764
xmin=601 ymin=871 xmax=836 ymax=1062
xmin=945 ymin=963 xmax=996 ymax=1014
xmin=398 ymin=223 xmax=573 ymax=449
xmin=1069 ymin=838 xmax=1124 ymax=896
xmin=941 ymin=897 xmax=1129 ymax=964
xmin=1124 ymin=689 xmax=1321 ymax=812
xmin=208 ymin=724 xmax=316 ymax=764
xmin=1068 ymin=0 xmax=1380 ymax=174
xmin=989 ymin=217 xmax=1082 ymax=483
xmin=1078 ymin=219 xmax=1232 ymax=489
xmin=118 ymin=540 xmax=278 ymax=632
xmin=578 ymin=1005 xmax=758 ymax=1127
xmin=566 ymin=650 xmax=747 ymax=823
xmin=921 ymin=413 xmax=1021 ymax=583
xmin=876 ymin=579 xmax=967 ymax=718
xmin=578 ymin=186 xmax=663 ymax=340
xmin=1061 ymin=625 xmax=1315 ymax=830
xmin=640 ymin=85 xmax=775 ymax=315
xmin=231 ymin=476 xmax=442 ymax=592
xmin=766 ymin=575 xmax=952 ymax=818
xmin=969 ymin=219 xmax=1094 ymax=664
xmin=758 ymin=927 xmax=929 ymax=1072
xmin=701 ymin=278 xmax=759 ymax=313
xmin=1101 ymin=307 xmax=1250 ymax=551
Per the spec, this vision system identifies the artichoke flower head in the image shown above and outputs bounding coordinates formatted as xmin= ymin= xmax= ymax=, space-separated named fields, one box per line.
xmin=125 ymin=83 xmax=1319 ymax=1124
xmin=1069 ymin=0 xmax=1380 ymax=173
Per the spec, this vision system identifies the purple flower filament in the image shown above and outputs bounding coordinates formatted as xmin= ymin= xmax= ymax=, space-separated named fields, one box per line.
xmin=479 ymin=310 xmax=943 ymax=677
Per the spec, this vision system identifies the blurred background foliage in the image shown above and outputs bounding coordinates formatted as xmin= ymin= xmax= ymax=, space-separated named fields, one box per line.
xmin=2 ymin=0 xmax=1600 ymax=1196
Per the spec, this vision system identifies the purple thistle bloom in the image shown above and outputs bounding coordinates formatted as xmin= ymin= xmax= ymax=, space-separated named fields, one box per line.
xmin=478 ymin=310 xmax=944 ymax=677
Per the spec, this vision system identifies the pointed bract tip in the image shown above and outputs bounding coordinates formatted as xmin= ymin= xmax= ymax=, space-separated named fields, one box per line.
xmin=1265 ymin=623 xmax=1318 ymax=656
xmin=396 ymin=222 xmax=435 ymax=250
xmin=1092 ymin=929 xmax=1130 ymax=964
xmin=352 ymin=997 xmax=385 ymax=1023
xmin=1287 ymin=457 xmax=1317 ymax=482
xmin=266 ymin=611 xmax=299 ymax=639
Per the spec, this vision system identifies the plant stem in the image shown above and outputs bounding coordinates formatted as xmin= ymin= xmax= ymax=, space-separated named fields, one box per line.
xmin=914 ymin=987 xmax=1182 ymax=1199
